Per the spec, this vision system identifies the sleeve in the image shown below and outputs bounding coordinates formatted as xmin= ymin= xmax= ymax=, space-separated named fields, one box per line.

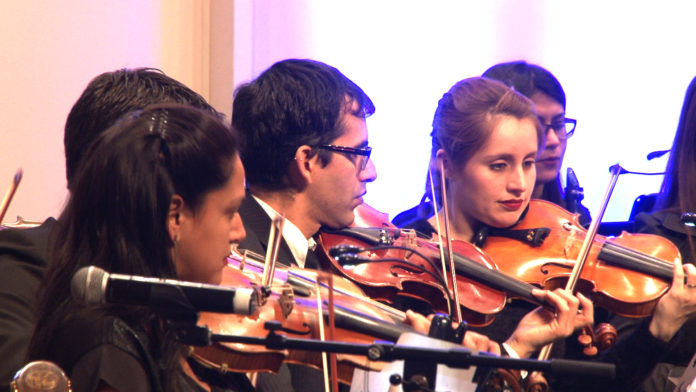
xmin=0 ymin=226 xmax=50 ymax=390
xmin=70 ymin=344 xmax=152 ymax=392
xmin=595 ymin=319 xmax=672 ymax=392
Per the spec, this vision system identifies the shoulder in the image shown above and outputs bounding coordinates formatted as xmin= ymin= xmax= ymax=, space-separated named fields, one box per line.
xmin=237 ymin=194 xmax=269 ymax=256
xmin=0 ymin=218 xmax=57 ymax=268
xmin=0 ymin=219 xmax=58 ymax=381
xmin=43 ymin=309 xmax=158 ymax=391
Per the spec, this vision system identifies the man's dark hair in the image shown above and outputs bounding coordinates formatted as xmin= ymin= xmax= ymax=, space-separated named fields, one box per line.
xmin=64 ymin=68 xmax=221 ymax=190
xmin=232 ymin=59 xmax=374 ymax=190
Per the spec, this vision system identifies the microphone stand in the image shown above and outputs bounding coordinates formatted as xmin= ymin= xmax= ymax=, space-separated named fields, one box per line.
xmin=175 ymin=320 xmax=615 ymax=391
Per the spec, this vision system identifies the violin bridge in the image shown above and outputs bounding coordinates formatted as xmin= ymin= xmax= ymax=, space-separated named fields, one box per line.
xmin=400 ymin=228 xmax=418 ymax=248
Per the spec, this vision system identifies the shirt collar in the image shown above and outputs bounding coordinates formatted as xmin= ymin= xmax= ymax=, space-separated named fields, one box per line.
xmin=252 ymin=195 xmax=315 ymax=268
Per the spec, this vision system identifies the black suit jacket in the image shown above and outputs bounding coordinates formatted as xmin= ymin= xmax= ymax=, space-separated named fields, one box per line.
xmin=237 ymin=193 xmax=332 ymax=392
xmin=0 ymin=218 xmax=57 ymax=389
xmin=238 ymin=194 xmax=321 ymax=270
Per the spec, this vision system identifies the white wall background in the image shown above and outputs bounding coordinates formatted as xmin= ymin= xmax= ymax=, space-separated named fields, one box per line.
xmin=2 ymin=1 xmax=695 ymax=224
xmin=235 ymin=0 xmax=696 ymax=222
xmin=0 ymin=1 xmax=233 ymax=224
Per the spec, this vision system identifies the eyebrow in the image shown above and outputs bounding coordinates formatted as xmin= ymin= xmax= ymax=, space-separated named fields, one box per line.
xmin=483 ymin=152 xmax=537 ymax=161
xmin=537 ymin=113 xmax=566 ymax=122
xmin=351 ymin=140 xmax=369 ymax=148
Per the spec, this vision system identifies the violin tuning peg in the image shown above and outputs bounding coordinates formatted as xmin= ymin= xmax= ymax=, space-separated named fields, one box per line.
xmin=594 ymin=322 xmax=618 ymax=351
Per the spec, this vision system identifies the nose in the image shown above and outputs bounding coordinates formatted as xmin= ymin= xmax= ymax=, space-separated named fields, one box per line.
xmin=507 ymin=165 xmax=528 ymax=195
xmin=229 ymin=213 xmax=246 ymax=244
xmin=544 ymin=126 xmax=561 ymax=149
xmin=359 ymin=157 xmax=377 ymax=183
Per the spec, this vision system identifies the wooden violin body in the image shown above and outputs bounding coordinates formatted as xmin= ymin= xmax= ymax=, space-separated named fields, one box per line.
xmin=191 ymin=255 xmax=410 ymax=384
xmin=483 ymin=200 xmax=680 ymax=318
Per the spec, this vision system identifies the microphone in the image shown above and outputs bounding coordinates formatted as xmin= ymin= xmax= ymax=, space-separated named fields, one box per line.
xmin=647 ymin=149 xmax=670 ymax=160
xmin=564 ymin=167 xmax=584 ymax=214
xmin=682 ymin=212 xmax=696 ymax=227
xmin=71 ymin=266 xmax=258 ymax=315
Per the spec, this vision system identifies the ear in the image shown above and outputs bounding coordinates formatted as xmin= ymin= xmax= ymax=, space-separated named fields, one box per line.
xmin=434 ymin=149 xmax=452 ymax=178
xmin=167 ymin=194 xmax=185 ymax=241
xmin=288 ymin=145 xmax=316 ymax=187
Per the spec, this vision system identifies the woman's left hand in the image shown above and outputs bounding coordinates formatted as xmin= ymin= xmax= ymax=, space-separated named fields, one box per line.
xmin=649 ymin=257 xmax=696 ymax=342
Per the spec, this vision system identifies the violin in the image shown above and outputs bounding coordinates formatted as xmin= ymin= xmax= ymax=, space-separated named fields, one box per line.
xmin=191 ymin=251 xmax=423 ymax=385
xmin=317 ymin=204 xmax=556 ymax=326
xmin=482 ymin=199 xmax=680 ymax=318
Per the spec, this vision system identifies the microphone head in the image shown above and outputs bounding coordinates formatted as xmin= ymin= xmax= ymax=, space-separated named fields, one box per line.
xmin=328 ymin=244 xmax=364 ymax=259
xmin=71 ymin=266 xmax=108 ymax=305
xmin=682 ymin=212 xmax=696 ymax=227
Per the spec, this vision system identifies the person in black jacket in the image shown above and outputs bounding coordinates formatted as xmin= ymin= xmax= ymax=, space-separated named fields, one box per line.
xmin=0 ymin=68 xmax=225 ymax=390
xmin=633 ymin=75 xmax=696 ymax=392
xmin=27 ymin=105 xmax=250 ymax=391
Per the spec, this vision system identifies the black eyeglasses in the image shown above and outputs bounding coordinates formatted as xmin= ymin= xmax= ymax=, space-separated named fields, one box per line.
xmin=539 ymin=118 xmax=577 ymax=140
xmin=315 ymin=144 xmax=372 ymax=171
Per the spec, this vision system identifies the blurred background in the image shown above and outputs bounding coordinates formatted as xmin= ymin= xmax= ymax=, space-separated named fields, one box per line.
xmin=2 ymin=0 xmax=694 ymax=224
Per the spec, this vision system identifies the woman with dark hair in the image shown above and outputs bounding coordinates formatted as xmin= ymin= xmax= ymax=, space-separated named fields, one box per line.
xmin=632 ymin=75 xmax=696 ymax=391
xmin=27 ymin=104 xmax=251 ymax=392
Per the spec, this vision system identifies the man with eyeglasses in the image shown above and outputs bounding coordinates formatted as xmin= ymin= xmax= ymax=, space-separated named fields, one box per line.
xmin=231 ymin=58 xmax=379 ymax=391
xmin=232 ymin=59 xmax=376 ymax=272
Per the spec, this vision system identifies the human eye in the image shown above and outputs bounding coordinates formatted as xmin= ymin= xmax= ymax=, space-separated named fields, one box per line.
xmin=523 ymin=158 xmax=536 ymax=169
xmin=489 ymin=162 xmax=507 ymax=171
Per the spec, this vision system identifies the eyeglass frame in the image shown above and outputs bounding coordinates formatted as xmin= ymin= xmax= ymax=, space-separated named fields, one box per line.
xmin=315 ymin=144 xmax=372 ymax=171
xmin=539 ymin=117 xmax=577 ymax=140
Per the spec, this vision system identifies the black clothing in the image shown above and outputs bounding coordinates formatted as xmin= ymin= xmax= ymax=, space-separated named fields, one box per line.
xmin=36 ymin=307 xmax=253 ymax=392
xmin=0 ymin=218 xmax=56 ymax=389
xmin=238 ymin=194 xmax=321 ymax=270
xmin=635 ymin=210 xmax=695 ymax=265
xmin=634 ymin=209 xmax=696 ymax=391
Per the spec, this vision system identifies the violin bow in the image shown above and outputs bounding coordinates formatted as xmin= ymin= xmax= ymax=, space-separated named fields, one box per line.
xmin=262 ymin=216 xmax=285 ymax=287
xmin=531 ymin=164 xmax=623 ymax=386
xmin=315 ymin=272 xmax=339 ymax=392
xmin=0 ymin=168 xmax=22 ymax=224
xmin=428 ymin=165 xmax=454 ymax=317
xmin=432 ymin=157 xmax=463 ymax=323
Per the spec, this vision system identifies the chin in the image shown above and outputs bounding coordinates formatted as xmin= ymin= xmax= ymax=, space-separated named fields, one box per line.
xmin=336 ymin=212 xmax=356 ymax=229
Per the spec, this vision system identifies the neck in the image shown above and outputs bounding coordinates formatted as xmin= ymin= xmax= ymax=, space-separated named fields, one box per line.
xmin=429 ymin=207 xmax=475 ymax=243
xmin=249 ymin=186 xmax=320 ymax=239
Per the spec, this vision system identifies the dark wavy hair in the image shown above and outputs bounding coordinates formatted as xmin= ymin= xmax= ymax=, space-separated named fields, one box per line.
xmin=482 ymin=60 xmax=566 ymax=110
xmin=64 ymin=68 xmax=221 ymax=191
xmin=656 ymin=76 xmax=696 ymax=258
xmin=232 ymin=59 xmax=374 ymax=190
xmin=29 ymin=104 xmax=239 ymax=390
